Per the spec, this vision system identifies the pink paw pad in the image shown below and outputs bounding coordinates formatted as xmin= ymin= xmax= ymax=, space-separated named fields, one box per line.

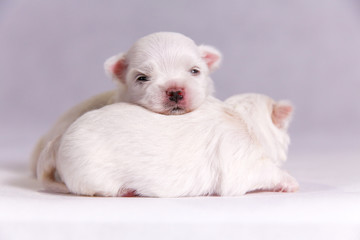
xmin=117 ymin=188 xmax=139 ymax=197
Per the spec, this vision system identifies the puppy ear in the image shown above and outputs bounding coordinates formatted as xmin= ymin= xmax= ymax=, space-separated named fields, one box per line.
xmin=272 ymin=101 xmax=293 ymax=129
xmin=104 ymin=53 xmax=127 ymax=83
xmin=198 ymin=45 xmax=222 ymax=73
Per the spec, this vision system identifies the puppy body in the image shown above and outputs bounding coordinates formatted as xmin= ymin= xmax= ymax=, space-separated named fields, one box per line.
xmin=39 ymin=94 xmax=298 ymax=197
xmin=31 ymin=32 xmax=221 ymax=175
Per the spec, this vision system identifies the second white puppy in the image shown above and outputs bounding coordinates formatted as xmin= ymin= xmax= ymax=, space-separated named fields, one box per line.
xmin=38 ymin=94 xmax=299 ymax=197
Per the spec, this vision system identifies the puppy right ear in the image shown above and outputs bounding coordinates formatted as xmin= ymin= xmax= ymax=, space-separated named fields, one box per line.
xmin=198 ymin=45 xmax=222 ymax=73
xmin=104 ymin=53 xmax=127 ymax=83
xmin=272 ymin=101 xmax=293 ymax=129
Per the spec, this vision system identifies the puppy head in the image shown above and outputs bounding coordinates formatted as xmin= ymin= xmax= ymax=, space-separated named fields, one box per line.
xmin=225 ymin=93 xmax=293 ymax=129
xmin=225 ymin=93 xmax=293 ymax=162
xmin=104 ymin=32 xmax=222 ymax=114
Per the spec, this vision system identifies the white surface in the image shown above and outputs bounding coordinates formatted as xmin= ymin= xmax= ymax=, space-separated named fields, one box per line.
xmin=1 ymin=153 xmax=360 ymax=240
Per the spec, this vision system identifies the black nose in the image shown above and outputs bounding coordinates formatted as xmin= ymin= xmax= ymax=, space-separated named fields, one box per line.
xmin=167 ymin=91 xmax=184 ymax=103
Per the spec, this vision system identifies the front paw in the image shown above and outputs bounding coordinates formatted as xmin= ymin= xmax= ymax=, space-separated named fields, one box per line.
xmin=273 ymin=171 xmax=299 ymax=192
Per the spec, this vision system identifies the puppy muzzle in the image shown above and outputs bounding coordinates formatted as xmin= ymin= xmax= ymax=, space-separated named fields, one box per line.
xmin=167 ymin=90 xmax=184 ymax=103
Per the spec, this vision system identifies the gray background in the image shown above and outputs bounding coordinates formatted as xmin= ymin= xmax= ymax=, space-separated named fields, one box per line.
xmin=1 ymin=0 xmax=359 ymax=166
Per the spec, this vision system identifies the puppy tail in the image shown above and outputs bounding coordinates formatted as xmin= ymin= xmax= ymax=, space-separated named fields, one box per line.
xmin=37 ymin=136 xmax=70 ymax=194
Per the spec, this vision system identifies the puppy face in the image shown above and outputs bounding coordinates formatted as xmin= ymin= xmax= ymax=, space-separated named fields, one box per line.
xmin=105 ymin=32 xmax=221 ymax=114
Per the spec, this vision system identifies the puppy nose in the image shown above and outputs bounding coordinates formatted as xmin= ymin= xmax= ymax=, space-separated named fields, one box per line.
xmin=166 ymin=89 xmax=184 ymax=103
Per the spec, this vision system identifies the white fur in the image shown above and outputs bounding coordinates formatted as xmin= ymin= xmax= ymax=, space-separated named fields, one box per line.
xmin=31 ymin=32 xmax=222 ymax=176
xmin=38 ymin=94 xmax=298 ymax=197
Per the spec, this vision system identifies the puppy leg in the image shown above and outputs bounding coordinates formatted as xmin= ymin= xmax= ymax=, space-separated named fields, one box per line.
xmin=221 ymin=160 xmax=299 ymax=196
xmin=246 ymin=161 xmax=299 ymax=193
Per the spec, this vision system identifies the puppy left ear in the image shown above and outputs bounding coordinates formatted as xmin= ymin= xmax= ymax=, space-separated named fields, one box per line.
xmin=104 ymin=53 xmax=127 ymax=83
xmin=272 ymin=101 xmax=293 ymax=129
xmin=198 ymin=45 xmax=222 ymax=73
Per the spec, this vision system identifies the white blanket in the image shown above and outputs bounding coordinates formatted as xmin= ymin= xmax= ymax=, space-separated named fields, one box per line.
xmin=1 ymin=153 xmax=359 ymax=240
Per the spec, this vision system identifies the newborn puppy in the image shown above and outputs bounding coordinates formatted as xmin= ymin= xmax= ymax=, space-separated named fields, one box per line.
xmin=30 ymin=32 xmax=222 ymax=176
xmin=38 ymin=94 xmax=299 ymax=197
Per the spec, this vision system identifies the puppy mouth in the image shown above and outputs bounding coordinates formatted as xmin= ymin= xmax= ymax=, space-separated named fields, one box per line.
xmin=170 ymin=107 xmax=186 ymax=114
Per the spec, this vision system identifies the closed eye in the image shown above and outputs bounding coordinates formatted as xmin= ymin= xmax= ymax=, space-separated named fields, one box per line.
xmin=136 ymin=74 xmax=149 ymax=82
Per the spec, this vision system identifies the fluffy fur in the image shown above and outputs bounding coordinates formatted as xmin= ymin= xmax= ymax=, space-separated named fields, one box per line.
xmin=37 ymin=94 xmax=299 ymax=197
xmin=30 ymin=32 xmax=222 ymax=176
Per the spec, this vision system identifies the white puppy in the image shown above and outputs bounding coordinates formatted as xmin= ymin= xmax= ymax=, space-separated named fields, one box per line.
xmin=37 ymin=94 xmax=299 ymax=197
xmin=30 ymin=32 xmax=222 ymax=176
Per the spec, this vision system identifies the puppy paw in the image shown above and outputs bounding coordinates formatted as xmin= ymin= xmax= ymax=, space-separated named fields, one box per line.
xmin=273 ymin=172 xmax=299 ymax=192
xmin=117 ymin=188 xmax=139 ymax=197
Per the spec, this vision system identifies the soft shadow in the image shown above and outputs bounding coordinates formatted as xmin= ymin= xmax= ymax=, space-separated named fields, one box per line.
xmin=297 ymin=181 xmax=336 ymax=193
xmin=0 ymin=160 xmax=41 ymax=191
xmin=5 ymin=175 xmax=41 ymax=191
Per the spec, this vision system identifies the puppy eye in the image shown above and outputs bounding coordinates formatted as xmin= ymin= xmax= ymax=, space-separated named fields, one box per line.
xmin=136 ymin=75 xmax=149 ymax=82
xmin=190 ymin=67 xmax=200 ymax=76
